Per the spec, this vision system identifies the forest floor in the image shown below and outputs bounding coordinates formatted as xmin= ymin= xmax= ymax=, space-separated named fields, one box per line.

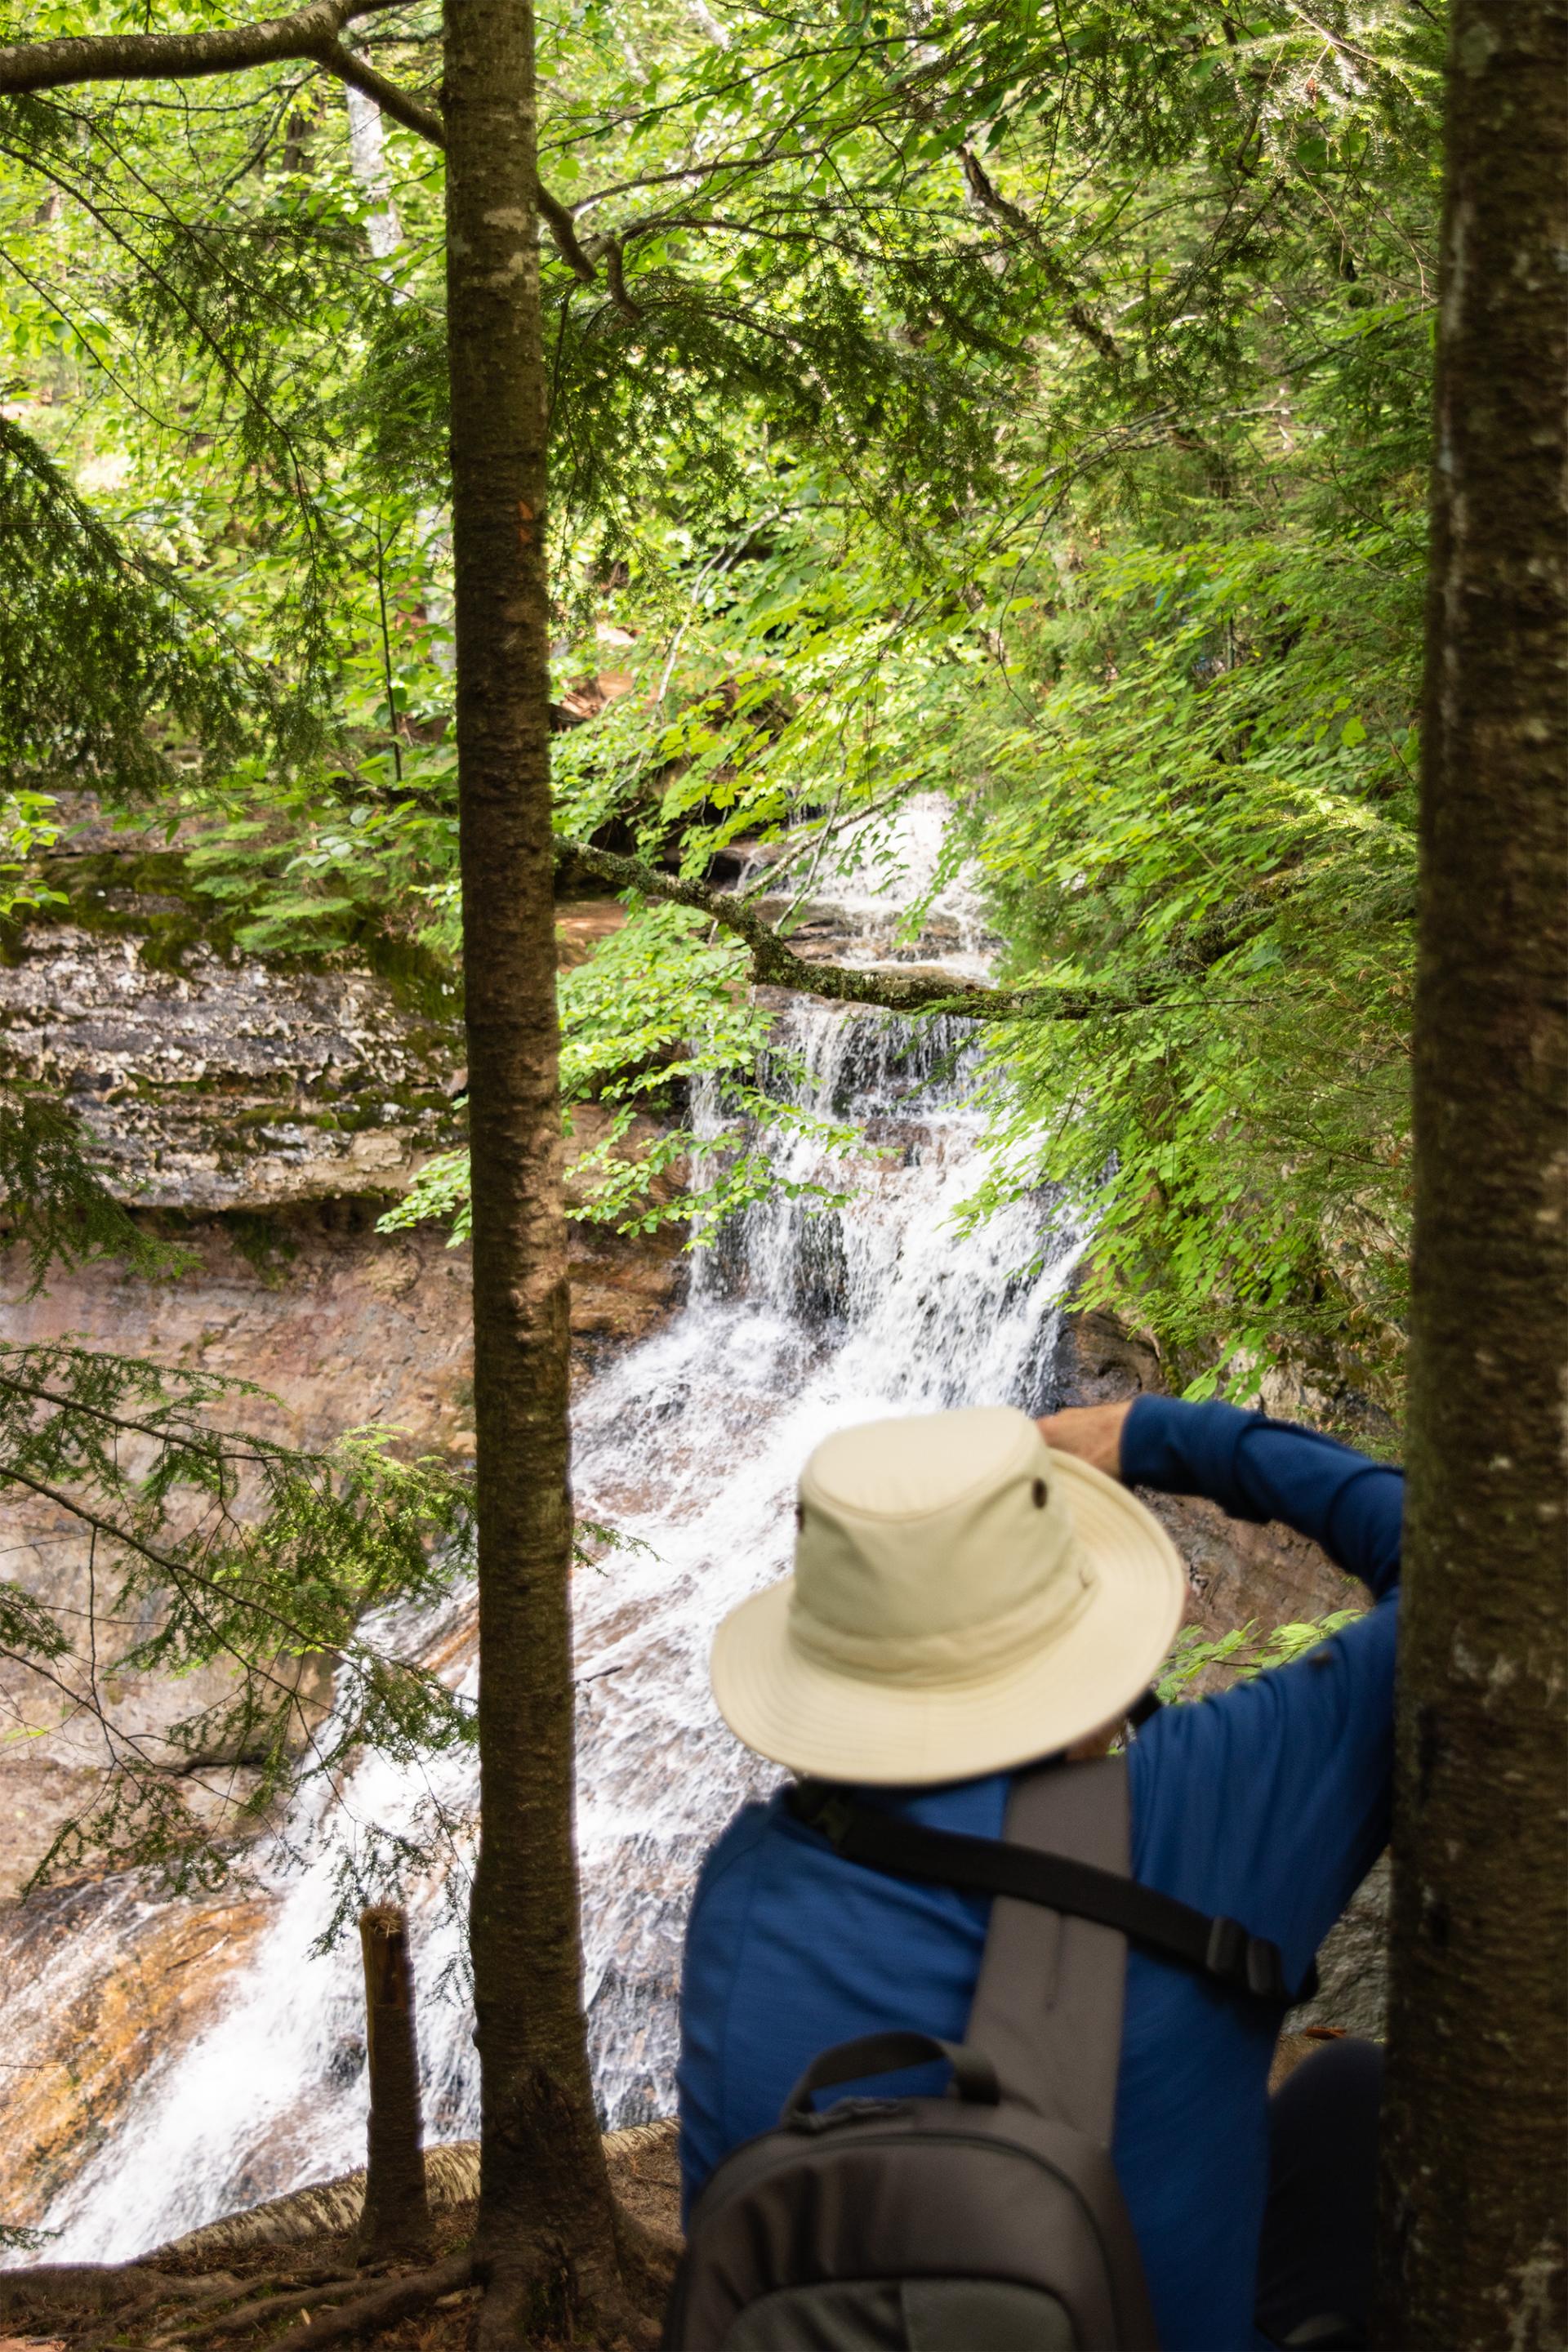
xmin=0 ymin=2124 xmax=681 ymax=2352
xmin=4 ymin=2039 xmax=1343 ymax=2352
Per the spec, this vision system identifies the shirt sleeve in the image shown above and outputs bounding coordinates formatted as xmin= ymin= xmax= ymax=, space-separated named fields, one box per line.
xmin=1120 ymin=1396 xmax=1401 ymax=1598
xmin=1122 ymin=1396 xmax=1402 ymax=1981
xmin=1130 ymin=1599 xmax=1397 ymax=1991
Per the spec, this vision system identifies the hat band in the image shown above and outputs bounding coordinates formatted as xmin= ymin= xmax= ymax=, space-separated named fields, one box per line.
xmin=786 ymin=1545 xmax=1098 ymax=1692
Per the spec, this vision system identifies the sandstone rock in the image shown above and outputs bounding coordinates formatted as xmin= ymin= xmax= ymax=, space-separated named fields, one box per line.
xmin=0 ymin=1878 xmax=274 ymax=2228
xmin=0 ymin=834 xmax=686 ymax=1904
xmin=0 ymin=918 xmax=465 ymax=1214
xmin=0 ymin=1201 xmax=686 ymax=1900
xmin=1053 ymin=1307 xmax=1365 ymax=1633
xmin=1290 ymin=1854 xmax=1390 ymax=2039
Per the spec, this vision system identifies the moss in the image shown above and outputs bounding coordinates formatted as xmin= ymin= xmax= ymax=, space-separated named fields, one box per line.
xmin=18 ymin=848 xmax=248 ymax=972
xmin=13 ymin=844 xmax=465 ymax=1030
xmin=224 ymin=1210 xmax=300 ymax=1285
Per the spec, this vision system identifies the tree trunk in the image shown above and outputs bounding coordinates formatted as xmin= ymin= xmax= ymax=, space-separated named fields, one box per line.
xmin=355 ymin=1905 xmax=433 ymax=2265
xmin=1375 ymin=4 xmax=1568 ymax=2346
xmin=439 ymin=1 xmax=629 ymax=2342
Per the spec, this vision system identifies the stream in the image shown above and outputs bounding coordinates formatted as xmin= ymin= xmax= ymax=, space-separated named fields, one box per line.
xmin=25 ymin=806 xmax=1090 ymax=2262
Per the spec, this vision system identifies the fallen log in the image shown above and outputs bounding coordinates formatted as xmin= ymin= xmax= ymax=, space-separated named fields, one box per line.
xmin=152 ymin=2118 xmax=673 ymax=2261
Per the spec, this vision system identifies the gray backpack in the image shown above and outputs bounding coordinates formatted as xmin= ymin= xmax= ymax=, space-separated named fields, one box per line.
xmin=664 ymin=1752 xmax=1307 ymax=2352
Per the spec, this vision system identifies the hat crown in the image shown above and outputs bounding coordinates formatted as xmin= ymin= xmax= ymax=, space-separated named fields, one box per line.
xmin=794 ymin=1405 xmax=1085 ymax=1659
xmin=807 ymin=1406 xmax=1034 ymax=1523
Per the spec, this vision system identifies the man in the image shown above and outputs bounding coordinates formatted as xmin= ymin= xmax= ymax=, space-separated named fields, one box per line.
xmin=677 ymin=1392 xmax=1400 ymax=2352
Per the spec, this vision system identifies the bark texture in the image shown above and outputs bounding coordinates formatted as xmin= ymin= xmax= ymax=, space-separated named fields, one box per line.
xmin=1375 ymin=5 xmax=1568 ymax=2346
xmin=355 ymin=1905 xmax=432 ymax=2264
xmin=441 ymin=2 xmax=626 ymax=2341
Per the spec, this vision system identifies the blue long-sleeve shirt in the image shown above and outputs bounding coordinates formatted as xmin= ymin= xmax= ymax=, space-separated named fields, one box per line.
xmin=676 ymin=1396 xmax=1402 ymax=2352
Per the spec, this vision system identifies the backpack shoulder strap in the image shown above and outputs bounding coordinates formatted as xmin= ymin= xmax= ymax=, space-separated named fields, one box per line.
xmin=964 ymin=1753 xmax=1129 ymax=2141
xmin=785 ymin=1778 xmax=1307 ymax=2007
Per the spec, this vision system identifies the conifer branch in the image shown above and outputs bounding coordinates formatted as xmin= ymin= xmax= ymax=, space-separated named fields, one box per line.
xmin=0 ymin=2 xmax=600 ymax=284
xmin=554 ymin=837 xmax=1140 ymax=1023
xmin=537 ymin=182 xmax=600 ymax=285
xmin=957 ymin=145 xmax=1122 ymax=366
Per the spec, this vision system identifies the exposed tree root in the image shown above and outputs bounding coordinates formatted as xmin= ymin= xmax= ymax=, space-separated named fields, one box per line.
xmin=471 ymin=2221 xmax=666 ymax=2352
xmin=260 ymin=2253 xmax=473 ymax=2352
xmin=159 ymin=2270 xmax=376 ymax=2345
xmin=0 ymin=2265 xmax=165 ymax=2319
xmin=78 ymin=2272 xmax=248 ymax=2352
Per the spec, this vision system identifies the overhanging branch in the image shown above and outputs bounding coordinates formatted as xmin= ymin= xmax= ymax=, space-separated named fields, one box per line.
xmin=958 ymin=145 xmax=1121 ymax=367
xmin=555 ymin=836 xmax=1142 ymax=1024
xmin=316 ymin=34 xmax=443 ymax=145
xmin=0 ymin=1 xmax=600 ymax=282
xmin=0 ymin=0 xmax=409 ymax=104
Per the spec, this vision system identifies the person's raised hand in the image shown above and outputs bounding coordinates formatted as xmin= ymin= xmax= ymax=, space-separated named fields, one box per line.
xmin=1036 ymin=1398 xmax=1134 ymax=1483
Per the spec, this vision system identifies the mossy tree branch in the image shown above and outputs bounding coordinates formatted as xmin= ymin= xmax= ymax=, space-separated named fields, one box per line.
xmin=554 ymin=835 xmax=1147 ymax=1023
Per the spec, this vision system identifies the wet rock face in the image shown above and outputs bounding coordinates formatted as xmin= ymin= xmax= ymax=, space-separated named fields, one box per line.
xmin=0 ymin=846 xmax=686 ymax=1900
xmin=0 ymin=855 xmax=692 ymax=2239
xmin=1054 ymin=1306 xmax=1367 ymax=1633
xmin=1292 ymin=1855 xmax=1389 ymax=2039
xmin=0 ymin=1876 xmax=274 ymax=2230
xmin=0 ymin=1200 xmax=686 ymax=1904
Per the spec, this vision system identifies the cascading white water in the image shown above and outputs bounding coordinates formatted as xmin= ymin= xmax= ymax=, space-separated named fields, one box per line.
xmin=24 ymin=808 xmax=1085 ymax=2263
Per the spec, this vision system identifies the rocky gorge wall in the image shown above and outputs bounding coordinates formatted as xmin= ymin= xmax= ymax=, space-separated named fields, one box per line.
xmin=0 ymin=814 xmax=1387 ymax=2249
xmin=0 ymin=817 xmax=684 ymax=1901
xmin=0 ymin=830 xmax=691 ymax=2233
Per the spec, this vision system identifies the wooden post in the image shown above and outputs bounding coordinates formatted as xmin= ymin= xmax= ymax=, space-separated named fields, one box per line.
xmin=357 ymin=1904 xmax=434 ymax=2264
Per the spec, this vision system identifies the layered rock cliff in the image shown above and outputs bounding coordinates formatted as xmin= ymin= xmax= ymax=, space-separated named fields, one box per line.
xmin=0 ymin=821 xmax=685 ymax=1900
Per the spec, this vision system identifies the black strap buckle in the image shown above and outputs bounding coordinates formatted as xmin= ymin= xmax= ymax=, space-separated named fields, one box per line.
xmin=1205 ymin=1915 xmax=1290 ymax=2002
xmin=791 ymin=1781 xmax=854 ymax=1849
xmin=792 ymin=1778 xmax=1310 ymax=2008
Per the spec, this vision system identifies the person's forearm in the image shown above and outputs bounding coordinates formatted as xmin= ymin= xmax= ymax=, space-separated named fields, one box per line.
xmin=1120 ymin=1396 xmax=1402 ymax=1598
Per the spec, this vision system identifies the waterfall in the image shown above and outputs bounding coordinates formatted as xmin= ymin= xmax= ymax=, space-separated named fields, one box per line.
xmin=20 ymin=808 xmax=1087 ymax=2262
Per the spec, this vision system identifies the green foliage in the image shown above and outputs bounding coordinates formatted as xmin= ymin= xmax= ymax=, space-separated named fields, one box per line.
xmin=0 ymin=785 xmax=63 ymax=919
xmin=0 ymin=1090 xmax=185 ymax=1294
xmin=0 ymin=2218 xmax=55 ymax=2253
xmin=0 ymin=1340 xmax=474 ymax=1893
xmin=1156 ymin=1608 xmax=1364 ymax=1704
xmin=381 ymin=904 xmax=865 ymax=1241
xmin=0 ymin=0 xmax=1442 ymax=1419
xmin=0 ymin=414 xmax=290 ymax=791
xmin=963 ymin=519 xmax=1423 ymax=1403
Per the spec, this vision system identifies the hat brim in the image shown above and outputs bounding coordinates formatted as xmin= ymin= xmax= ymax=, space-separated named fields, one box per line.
xmin=710 ymin=1450 xmax=1187 ymax=1784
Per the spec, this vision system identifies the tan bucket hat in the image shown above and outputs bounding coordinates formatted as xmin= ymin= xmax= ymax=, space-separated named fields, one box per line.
xmin=710 ymin=1405 xmax=1186 ymax=1785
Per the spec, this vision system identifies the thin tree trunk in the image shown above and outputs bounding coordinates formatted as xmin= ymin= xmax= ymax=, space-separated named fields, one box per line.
xmin=343 ymin=75 xmax=401 ymax=260
xmin=1375 ymin=3 xmax=1568 ymax=2345
xmin=439 ymin=0 xmax=629 ymax=2341
xmin=355 ymin=1905 xmax=433 ymax=2264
